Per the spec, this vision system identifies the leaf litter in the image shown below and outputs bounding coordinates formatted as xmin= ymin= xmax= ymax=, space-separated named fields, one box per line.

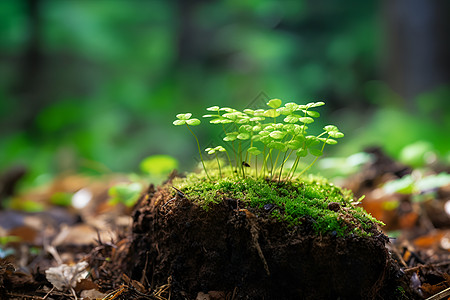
xmin=0 ymin=148 xmax=448 ymax=299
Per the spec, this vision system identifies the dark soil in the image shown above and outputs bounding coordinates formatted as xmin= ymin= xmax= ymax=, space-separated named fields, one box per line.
xmin=128 ymin=183 xmax=400 ymax=299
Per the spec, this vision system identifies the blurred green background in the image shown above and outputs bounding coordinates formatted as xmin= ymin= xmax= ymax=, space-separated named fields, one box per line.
xmin=0 ymin=0 xmax=449 ymax=185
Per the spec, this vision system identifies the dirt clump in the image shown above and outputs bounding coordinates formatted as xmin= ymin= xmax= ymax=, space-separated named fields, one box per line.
xmin=128 ymin=183 xmax=394 ymax=299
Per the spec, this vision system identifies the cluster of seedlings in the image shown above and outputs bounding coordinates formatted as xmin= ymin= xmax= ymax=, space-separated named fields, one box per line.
xmin=171 ymin=99 xmax=383 ymax=236
xmin=173 ymin=99 xmax=344 ymax=181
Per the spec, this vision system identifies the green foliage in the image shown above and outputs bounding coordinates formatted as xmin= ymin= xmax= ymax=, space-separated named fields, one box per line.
xmin=175 ymin=99 xmax=344 ymax=181
xmin=1 ymin=0 xmax=446 ymax=186
xmin=383 ymin=172 xmax=450 ymax=195
xmin=173 ymin=113 xmax=211 ymax=180
xmin=399 ymin=141 xmax=436 ymax=168
xmin=174 ymin=170 xmax=381 ymax=236
xmin=140 ymin=155 xmax=178 ymax=176
xmin=49 ymin=192 xmax=73 ymax=207
xmin=108 ymin=182 xmax=143 ymax=207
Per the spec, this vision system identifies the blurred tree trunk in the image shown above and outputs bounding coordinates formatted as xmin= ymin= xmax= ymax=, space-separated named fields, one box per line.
xmin=11 ymin=0 xmax=44 ymax=131
xmin=382 ymin=0 xmax=450 ymax=107
xmin=176 ymin=0 xmax=199 ymax=63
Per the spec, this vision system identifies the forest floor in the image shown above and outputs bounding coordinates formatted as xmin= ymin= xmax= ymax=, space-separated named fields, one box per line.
xmin=0 ymin=148 xmax=449 ymax=299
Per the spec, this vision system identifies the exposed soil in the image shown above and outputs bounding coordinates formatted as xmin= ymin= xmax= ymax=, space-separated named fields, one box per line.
xmin=128 ymin=182 xmax=398 ymax=299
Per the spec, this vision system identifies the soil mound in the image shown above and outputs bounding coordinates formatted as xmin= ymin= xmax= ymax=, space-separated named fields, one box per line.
xmin=128 ymin=180 xmax=394 ymax=299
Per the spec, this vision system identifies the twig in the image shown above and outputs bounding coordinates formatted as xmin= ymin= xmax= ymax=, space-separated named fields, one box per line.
xmin=42 ymin=286 xmax=55 ymax=300
xmin=425 ymin=287 xmax=450 ymax=300
xmin=6 ymin=292 xmax=44 ymax=299
xmin=404 ymin=261 xmax=450 ymax=273
xmin=70 ymin=286 xmax=78 ymax=300
xmin=389 ymin=245 xmax=408 ymax=268
xmin=231 ymin=287 xmax=238 ymax=300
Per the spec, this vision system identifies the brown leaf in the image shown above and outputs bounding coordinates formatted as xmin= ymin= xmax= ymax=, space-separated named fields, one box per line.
xmin=413 ymin=231 xmax=445 ymax=249
xmin=74 ymin=278 xmax=99 ymax=292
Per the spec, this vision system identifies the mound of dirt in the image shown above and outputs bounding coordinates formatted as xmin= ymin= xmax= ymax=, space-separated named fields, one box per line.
xmin=127 ymin=183 xmax=396 ymax=299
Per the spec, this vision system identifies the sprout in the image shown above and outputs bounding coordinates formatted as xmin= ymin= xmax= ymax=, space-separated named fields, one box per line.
xmin=205 ymin=146 xmax=227 ymax=177
xmin=174 ymin=99 xmax=343 ymax=182
xmin=173 ymin=113 xmax=211 ymax=180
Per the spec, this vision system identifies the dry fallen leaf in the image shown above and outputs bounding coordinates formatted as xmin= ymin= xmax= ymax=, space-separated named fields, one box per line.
xmin=80 ymin=288 xmax=107 ymax=299
xmin=45 ymin=261 xmax=89 ymax=291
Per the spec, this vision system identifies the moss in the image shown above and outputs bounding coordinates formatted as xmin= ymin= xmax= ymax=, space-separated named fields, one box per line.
xmin=172 ymin=167 xmax=383 ymax=237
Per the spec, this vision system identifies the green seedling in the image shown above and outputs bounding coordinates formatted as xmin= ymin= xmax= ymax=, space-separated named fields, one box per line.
xmin=108 ymin=182 xmax=143 ymax=207
xmin=205 ymin=146 xmax=227 ymax=177
xmin=174 ymin=99 xmax=344 ymax=181
xmin=173 ymin=113 xmax=211 ymax=180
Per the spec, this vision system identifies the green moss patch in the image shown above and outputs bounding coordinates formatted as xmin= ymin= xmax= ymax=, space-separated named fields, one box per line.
xmin=172 ymin=169 xmax=382 ymax=236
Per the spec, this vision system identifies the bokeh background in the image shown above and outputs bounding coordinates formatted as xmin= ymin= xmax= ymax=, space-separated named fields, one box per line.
xmin=1 ymin=0 xmax=449 ymax=186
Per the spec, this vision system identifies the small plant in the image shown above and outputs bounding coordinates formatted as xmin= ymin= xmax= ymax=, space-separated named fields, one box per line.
xmin=205 ymin=146 xmax=227 ymax=177
xmin=173 ymin=99 xmax=344 ymax=181
xmin=173 ymin=113 xmax=212 ymax=180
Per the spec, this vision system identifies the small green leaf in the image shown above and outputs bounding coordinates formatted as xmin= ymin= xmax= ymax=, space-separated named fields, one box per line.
xmin=215 ymin=146 xmax=226 ymax=152
xmin=268 ymin=141 xmax=286 ymax=151
xmin=273 ymin=123 xmax=284 ymax=129
xmin=277 ymin=103 xmax=298 ymax=115
xmin=305 ymin=136 xmax=320 ymax=146
xmin=263 ymin=125 xmax=274 ymax=131
xmin=206 ymin=148 xmax=215 ymax=154
xmin=324 ymin=125 xmax=338 ymax=132
xmin=318 ymin=137 xmax=337 ymax=144
xmin=237 ymin=133 xmax=251 ymax=140
xmin=329 ymin=131 xmax=344 ymax=138
xmin=296 ymin=148 xmax=308 ymax=157
xmin=269 ymin=130 xmax=285 ymax=140
xmin=247 ymin=147 xmax=262 ymax=155
xmin=253 ymin=109 xmax=265 ymax=116
xmin=140 ymin=155 xmax=178 ymax=175
xmin=239 ymin=125 xmax=252 ymax=133
xmin=202 ymin=114 xmax=215 ymax=118
xmin=176 ymin=113 xmax=192 ymax=120
xmin=252 ymin=125 xmax=262 ymax=131
xmin=309 ymin=148 xmax=323 ymax=157
xmin=260 ymin=136 xmax=272 ymax=144
xmin=221 ymin=119 xmax=234 ymax=124
xmin=173 ymin=120 xmax=186 ymax=126
xmin=243 ymin=109 xmax=255 ymax=115
xmin=284 ymin=124 xmax=302 ymax=135
xmin=267 ymin=98 xmax=282 ymax=109
xmin=307 ymin=101 xmax=325 ymax=108
xmin=294 ymin=134 xmax=305 ymax=142
xmin=223 ymin=132 xmax=238 ymax=142
xmin=299 ymin=117 xmax=314 ymax=124
xmin=251 ymin=134 xmax=261 ymax=142
xmin=236 ymin=117 xmax=250 ymax=124
xmin=250 ymin=116 xmax=265 ymax=122
xmin=284 ymin=114 xmax=300 ymax=123
xmin=210 ymin=118 xmax=223 ymax=124
xmin=224 ymin=136 xmax=236 ymax=142
xmin=109 ymin=182 xmax=143 ymax=207
xmin=264 ymin=109 xmax=281 ymax=118
xmin=206 ymin=106 xmax=220 ymax=111
xmin=287 ymin=140 xmax=302 ymax=149
xmin=186 ymin=118 xmax=201 ymax=126
xmin=220 ymin=107 xmax=235 ymax=112
xmin=284 ymin=102 xmax=299 ymax=111
xmin=306 ymin=111 xmax=320 ymax=118
xmin=223 ymin=112 xmax=241 ymax=121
